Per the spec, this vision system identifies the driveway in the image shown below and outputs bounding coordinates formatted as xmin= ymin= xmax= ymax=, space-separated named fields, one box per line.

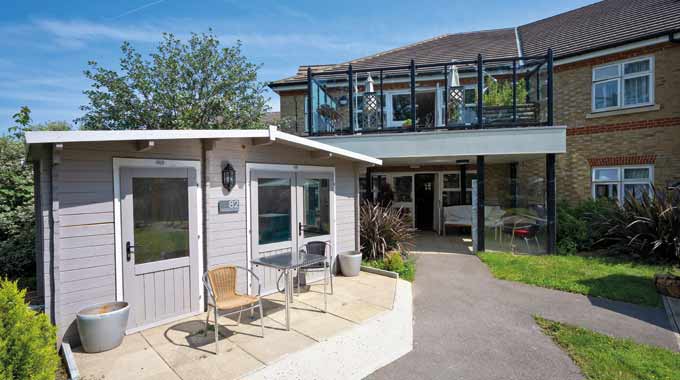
xmin=368 ymin=234 xmax=679 ymax=380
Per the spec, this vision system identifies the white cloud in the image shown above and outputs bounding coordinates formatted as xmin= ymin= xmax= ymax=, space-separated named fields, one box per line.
xmin=33 ymin=19 xmax=162 ymax=48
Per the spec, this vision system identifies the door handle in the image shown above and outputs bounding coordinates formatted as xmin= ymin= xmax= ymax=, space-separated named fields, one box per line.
xmin=125 ymin=241 xmax=138 ymax=262
xmin=299 ymin=222 xmax=303 ymax=236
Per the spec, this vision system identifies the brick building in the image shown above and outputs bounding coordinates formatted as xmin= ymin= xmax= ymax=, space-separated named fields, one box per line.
xmin=268 ymin=0 xmax=680 ymax=254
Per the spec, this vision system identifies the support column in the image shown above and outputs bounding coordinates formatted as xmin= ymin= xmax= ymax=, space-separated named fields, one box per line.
xmin=460 ymin=165 xmax=467 ymax=205
xmin=476 ymin=155 xmax=485 ymax=252
xmin=365 ymin=167 xmax=373 ymax=202
xmin=510 ymin=162 xmax=518 ymax=209
xmin=546 ymin=154 xmax=556 ymax=254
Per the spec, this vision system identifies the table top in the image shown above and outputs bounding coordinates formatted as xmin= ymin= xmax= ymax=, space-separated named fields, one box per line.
xmin=251 ymin=251 xmax=326 ymax=270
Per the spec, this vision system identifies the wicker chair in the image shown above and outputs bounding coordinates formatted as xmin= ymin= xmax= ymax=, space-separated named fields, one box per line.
xmin=298 ymin=241 xmax=334 ymax=295
xmin=203 ymin=265 xmax=264 ymax=353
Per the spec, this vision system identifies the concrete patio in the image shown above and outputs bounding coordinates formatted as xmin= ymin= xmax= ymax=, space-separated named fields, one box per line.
xmin=73 ymin=271 xmax=409 ymax=380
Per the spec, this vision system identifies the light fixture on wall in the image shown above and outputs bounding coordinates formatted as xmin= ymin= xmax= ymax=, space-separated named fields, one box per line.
xmin=222 ymin=163 xmax=236 ymax=192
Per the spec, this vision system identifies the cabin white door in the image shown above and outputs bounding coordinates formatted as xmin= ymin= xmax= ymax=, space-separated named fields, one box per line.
xmin=120 ymin=167 xmax=200 ymax=330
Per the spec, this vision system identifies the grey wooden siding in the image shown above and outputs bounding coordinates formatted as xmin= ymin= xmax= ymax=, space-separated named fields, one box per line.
xmin=205 ymin=139 xmax=359 ymax=293
xmin=51 ymin=140 xmax=201 ymax=342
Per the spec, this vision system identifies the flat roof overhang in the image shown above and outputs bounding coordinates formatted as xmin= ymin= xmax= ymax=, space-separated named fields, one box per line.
xmin=311 ymin=126 xmax=566 ymax=164
xmin=24 ymin=126 xmax=382 ymax=166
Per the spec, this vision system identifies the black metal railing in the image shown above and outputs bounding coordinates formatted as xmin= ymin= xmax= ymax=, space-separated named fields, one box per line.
xmin=306 ymin=49 xmax=554 ymax=136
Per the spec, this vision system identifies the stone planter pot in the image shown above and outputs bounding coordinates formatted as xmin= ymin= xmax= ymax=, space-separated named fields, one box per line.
xmin=338 ymin=251 xmax=362 ymax=277
xmin=77 ymin=301 xmax=130 ymax=353
xmin=654 ymin=274 xmax=680 ymax=298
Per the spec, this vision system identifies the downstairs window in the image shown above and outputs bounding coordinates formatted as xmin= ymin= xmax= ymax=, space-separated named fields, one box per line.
xmin=591 ymin=166 xmax=653 ymax=203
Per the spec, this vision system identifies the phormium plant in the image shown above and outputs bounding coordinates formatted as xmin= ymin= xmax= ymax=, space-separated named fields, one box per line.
xmin=360 ymin=201 xmax=414 ymax=260
xmin=598 ymin=187 xmax=680 ymax=263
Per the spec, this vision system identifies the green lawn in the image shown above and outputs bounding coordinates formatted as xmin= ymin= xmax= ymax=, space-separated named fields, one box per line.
xmin=478 ymin=252 xmax=679 ymax=307
xmin=535 ymin=317 xmax=680 ymax=380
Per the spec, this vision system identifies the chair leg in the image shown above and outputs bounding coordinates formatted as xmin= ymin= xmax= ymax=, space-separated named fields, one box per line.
xmin=204 ymin=306 xmax=211 ymax=336
xmin=297 ymin=269 xmax=301 ymax=295
xmin=524 ymin=238 xmax=531 ymax=252
xmin=214 ymin=305 xmax=219 ymax=354
xmin=258 ymin=299 xmax=265 ymax=337
xmin=237 ymin=306 xmax=242 ymax=325
xmin=329 ymin=263 xmax=334 ymax=295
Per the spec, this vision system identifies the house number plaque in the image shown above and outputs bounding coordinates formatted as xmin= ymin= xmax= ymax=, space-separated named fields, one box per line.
xmin=218 ymin=199 xmax=240 ymax=214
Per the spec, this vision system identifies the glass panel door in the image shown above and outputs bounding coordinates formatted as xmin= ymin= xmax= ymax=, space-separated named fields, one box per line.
xmin=250 ymin=171 xmax=297 ymax=295
xmin=120 ymin=166 xmax=199 ymax=330
xmin=296 ymin=172 xmax=333 ymax=284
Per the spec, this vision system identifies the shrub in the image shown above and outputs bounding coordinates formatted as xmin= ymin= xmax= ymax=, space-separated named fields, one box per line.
xmin=384 ymin=251 xmax=405 ymax=272
xmin=360 ymin=201 xmax=414 ymax=260
xmin=0 ymin=279 xmax=59 ymax=380
xmin=363 ymin=253 xmax=416 ymax=282
xmin=599 ymin=187 xmax=680 ymax=263
xmin=557 ymin=198 xmax=618 ymax=253
xmin=0 ymin=136 xmax=36 ymax=280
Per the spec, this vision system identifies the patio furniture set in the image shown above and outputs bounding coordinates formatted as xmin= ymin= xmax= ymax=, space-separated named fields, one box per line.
xmin=203 ymin=241 xmax=336 ymax=353
xmin=441 ymin=205 xmax=545 ymax=251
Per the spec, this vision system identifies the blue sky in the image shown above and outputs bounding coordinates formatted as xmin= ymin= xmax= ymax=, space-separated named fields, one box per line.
xmin=0 ymin=0 xmax=596 ymax=132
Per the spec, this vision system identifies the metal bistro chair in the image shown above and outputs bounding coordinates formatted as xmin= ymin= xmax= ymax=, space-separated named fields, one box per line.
xmin=298 ymin=241 xmax=334 ymax=295
xmin=203 ymin=265 xmax=264 ymax=354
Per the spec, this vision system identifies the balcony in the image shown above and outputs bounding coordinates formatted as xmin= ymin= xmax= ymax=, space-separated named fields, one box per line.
xmin=306 ymin=50 xmax=554 ymax=136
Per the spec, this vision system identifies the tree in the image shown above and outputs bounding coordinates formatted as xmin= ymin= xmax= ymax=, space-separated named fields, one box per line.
xmin=0 ymin=107 xmax=71 ymax=284
xmin=77 ymin=31 xmax=269 ymax=130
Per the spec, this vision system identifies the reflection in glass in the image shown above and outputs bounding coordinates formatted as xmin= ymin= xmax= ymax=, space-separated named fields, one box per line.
xmin=303 ymin=178 xmax=330 ymax=237
xmin=394 ymin=176 xmax=413 ymax=202
xmin=623 ymin=167 xmax=650 ymax=180
xmin=595 ymin=183 xmax=618 ymax=200
xmin=624 ymin=183 xmax=651 ymax=201
xmin=443 ymin=173 xmax=460 ymax=189
xmin=132 ymin=178 xmax=189 ymax=264
xmin=258 ymin=178 xmax=292 ymax=244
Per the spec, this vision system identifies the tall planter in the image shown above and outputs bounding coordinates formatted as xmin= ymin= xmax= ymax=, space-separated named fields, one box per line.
xmin=338 ymin=251 xmax=362 ymax=277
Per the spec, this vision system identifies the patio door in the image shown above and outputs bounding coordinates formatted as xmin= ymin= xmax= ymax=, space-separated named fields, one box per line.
xmin=120 ymin=167 xmax=200 ymax=330
xmin=296 ymin=172 xmax=333 ymax=282
xmin=250 ymin=171 xmax=298 ymax=295
xmin=250 ymin=168 xmax=334 ymax=294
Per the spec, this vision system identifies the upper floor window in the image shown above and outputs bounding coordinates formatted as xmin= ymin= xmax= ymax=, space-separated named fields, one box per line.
xmin=591 ymin=165 xmax=653 ymax=203
xmin=592 ymin=57 xmax=654 ymax=112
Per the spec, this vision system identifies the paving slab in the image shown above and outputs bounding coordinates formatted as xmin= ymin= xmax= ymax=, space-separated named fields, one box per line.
xmin=72 ymin=271 xmax=400 ymax=380
xmin=73 ymin=333 xmax=180 ymax=380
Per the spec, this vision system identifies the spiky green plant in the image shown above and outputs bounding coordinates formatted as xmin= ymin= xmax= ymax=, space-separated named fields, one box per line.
xmin=359 ymin=201 xmax=414 ymax=260
xmin=598 ymin=187 xmax=680 ymax=263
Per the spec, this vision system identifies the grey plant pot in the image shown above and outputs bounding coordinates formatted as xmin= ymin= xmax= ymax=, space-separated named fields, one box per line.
xmin=77 ymin=301 xmax=130 ymax=353
xmin=338 ymin=251 xmax=362 ymax=277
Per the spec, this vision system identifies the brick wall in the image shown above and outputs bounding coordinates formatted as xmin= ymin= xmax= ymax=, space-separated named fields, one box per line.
xmin=553 ymin=42 xmax=680 ymax=203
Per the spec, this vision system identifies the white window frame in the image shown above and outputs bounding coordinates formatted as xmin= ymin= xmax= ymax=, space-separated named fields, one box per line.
xmin=591 ymin=165 xmax=654 ymax=203
xmin=385 ymin=87 xmax=439 ymax=128
xmin=591 ymin=56 xmax=654 ymax=113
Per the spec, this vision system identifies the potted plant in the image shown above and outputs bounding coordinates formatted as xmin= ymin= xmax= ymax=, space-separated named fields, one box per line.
xmin=338 ymin=250 xmax=362 ymax=277
xmin=402 ymin=118 xmax=413 ymax=128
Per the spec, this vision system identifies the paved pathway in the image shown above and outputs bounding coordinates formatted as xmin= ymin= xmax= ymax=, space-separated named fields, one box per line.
xmin=368 ymin=233 xmax=678 ymax=380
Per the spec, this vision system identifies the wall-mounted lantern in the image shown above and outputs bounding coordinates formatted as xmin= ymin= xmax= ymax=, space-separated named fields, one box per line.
xmin=222 ymin=163 xmax=236 ymax=192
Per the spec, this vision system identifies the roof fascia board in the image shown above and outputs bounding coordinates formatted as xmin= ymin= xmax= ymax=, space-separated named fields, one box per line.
xmin=25 ymin=129 xmax=270 ymax=145
xmin=272 ymin=130 xmax=382 ymax=166
xmin=24 ymin=127 xmax=382 ymax=166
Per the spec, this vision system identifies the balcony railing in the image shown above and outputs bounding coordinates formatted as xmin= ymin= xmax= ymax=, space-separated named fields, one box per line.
xmin=306 ymin=49 xmax=554 ymax=136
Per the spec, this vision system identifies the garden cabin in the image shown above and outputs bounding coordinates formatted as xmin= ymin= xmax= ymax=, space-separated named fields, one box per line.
xmin=25 ymin=127 xmax=381 ymax=344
